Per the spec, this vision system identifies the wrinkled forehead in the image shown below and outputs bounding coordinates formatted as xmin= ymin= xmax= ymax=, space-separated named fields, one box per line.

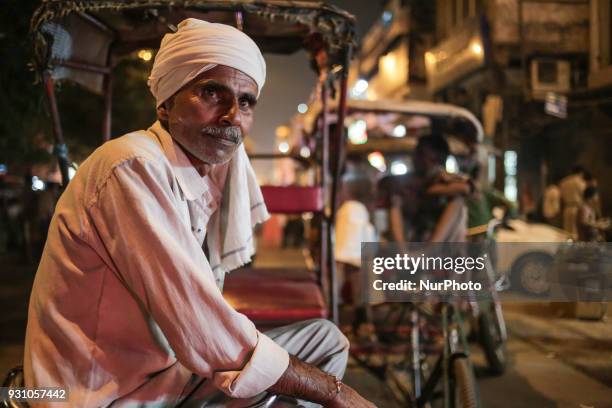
xmin=176 ymin=65 xmax=259 ymax=100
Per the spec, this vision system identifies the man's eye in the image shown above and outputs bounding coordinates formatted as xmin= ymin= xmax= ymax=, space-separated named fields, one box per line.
xmin=239 ymin=97 xmax=256 ymax=110
xmin=204 ymin=88 xmax=217 ymax=98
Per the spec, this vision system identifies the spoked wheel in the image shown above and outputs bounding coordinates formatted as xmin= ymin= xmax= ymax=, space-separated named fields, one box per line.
xmin=451 ymin=357 xmax=479 ymax=408
xmin=478 ymin=309 xmax=507 ymax=375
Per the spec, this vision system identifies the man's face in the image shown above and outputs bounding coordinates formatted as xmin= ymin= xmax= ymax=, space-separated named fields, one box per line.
xmin=157 ymin=65 xmax=258 ymax=165
xmin=414 ymin=146 xmax=439 ymax=176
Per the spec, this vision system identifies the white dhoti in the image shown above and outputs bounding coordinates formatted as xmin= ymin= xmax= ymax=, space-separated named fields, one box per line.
xmin=110 ymin=319 xmax=349 ymax=408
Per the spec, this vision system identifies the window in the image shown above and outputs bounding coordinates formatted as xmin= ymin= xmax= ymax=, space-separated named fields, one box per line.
xmin=453 ymin=0 xmax=482 ymax=28
xmin=537 ymin=60 xmax=559 ymax=84
xmin=504 ymin=150 xmax=518 ymax=202
xmin=488 ymin=154 xmax=496 ymax=184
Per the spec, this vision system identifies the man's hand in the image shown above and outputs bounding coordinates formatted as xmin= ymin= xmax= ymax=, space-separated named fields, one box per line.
xmin=268 ymin=355 xmax=376 ymax=407
xmin=326 ymin=384 xmax=377 ymax=408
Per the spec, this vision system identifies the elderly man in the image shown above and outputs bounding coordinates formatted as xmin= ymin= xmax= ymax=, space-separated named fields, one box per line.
xmin=24 ymin=19 xmax=374 ymax=408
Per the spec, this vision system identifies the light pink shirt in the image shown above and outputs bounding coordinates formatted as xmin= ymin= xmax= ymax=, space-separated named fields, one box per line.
xmin=24 ymin=124 xmax=289 ymax=407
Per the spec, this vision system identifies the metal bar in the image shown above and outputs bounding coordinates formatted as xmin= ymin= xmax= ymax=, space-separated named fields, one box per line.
xmin=51 ymin=59 xmax=112 ymax=75
xmin=78 ymin=12 xmax=115 ymax=35
xmin=320 ymin=77 xmax=331 ymax=318
xmin=321 ymin=82 xmax=329 ymax=209
xmin=331 ymin=44 xmax=352 ymax=216
xmin=442 ymin=304 xmax=450 ymax=408
xmin=328 ymin=45 xmax=352 ymax=325
xmin=102 ymin=72 xmax=113 ymax=142
xmin=411 ymin=308 xmax=422 ymax=399
xmin=519 ymin=0 xmax=587 ymax=3
xmin=417 ymin=353 xmax=443 ymax=407
xmin=43 ymin=74 xmax=70 ymax=187
xmin=248 ymin=153 xmax=309 ymax=164
xmin=235 ymin=11 xmax=244 ymax=31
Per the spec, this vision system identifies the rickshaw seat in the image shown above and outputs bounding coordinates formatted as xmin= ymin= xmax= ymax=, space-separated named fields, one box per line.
xmin=261 ymin=186 xmax=323 ymax=214
xmin=228 ymin=267 xmax=316 ymax=282
xmin=223 ymin=185 xmax=326 ymax=326
xmin=223 ymin=276 xmax=326 ymax=325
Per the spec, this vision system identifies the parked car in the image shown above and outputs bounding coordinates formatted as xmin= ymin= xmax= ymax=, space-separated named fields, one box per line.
xmin=496 ymin=219 xmax=571 ymax=295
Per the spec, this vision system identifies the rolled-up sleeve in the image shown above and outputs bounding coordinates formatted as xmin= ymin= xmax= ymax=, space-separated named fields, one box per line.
xmin=213 ymin=332 xmax=289 ymax=398
xmin=86 ymin=156 xmax=289 ymax=398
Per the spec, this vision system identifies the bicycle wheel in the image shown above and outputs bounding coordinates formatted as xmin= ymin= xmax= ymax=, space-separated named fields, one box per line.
xmin=451 ymin=357 xmax=479 ymax=408
xmin=478 ymin=309 xmax=507 ymax=375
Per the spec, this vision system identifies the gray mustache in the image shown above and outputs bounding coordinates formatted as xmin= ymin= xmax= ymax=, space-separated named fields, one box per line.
xmin=202 ymin=126 xmax=242 ymax=143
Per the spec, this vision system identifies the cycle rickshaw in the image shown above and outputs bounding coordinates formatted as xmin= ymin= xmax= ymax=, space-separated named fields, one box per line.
xmin=300 ymin=97 xmax=507 ymax=407
xmin=3 ymin=0 xmax=355 ymax=405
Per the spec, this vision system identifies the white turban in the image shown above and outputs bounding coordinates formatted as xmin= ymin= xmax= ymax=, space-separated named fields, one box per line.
xmin=148 ymin=18 xmax=266 ymax=107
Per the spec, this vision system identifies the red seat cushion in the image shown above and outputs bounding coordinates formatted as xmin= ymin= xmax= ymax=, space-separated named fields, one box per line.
xmin=229 ymin=267 xmax=317 ymax=282
xmin=223 ymin=278 xmax=327 ymax=323
xmin=261 ymin=186 xmax=323 ymax=214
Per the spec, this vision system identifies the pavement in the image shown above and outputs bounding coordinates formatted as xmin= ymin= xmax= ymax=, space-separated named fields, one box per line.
xmin=1 ymin=250 xmax=611 ymax=407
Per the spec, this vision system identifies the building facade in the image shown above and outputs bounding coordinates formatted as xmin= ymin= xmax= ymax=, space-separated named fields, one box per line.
xmin=355 ymin=0 xmax=612 ymax=215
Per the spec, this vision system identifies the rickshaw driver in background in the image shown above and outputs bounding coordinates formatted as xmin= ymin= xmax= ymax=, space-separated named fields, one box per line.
xmin=390 ymin=135 xmax=471 ymax=243
xmin=24 ymin=19 xmax=375 ymax=408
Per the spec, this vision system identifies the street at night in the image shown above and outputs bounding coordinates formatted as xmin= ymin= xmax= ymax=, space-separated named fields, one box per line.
xmin=1 ymin=0 xmax=611 ymax=407
xmin=1 ymin=251 xmax=611 ymax=406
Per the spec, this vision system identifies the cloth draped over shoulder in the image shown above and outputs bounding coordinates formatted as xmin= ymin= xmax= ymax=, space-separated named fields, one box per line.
xmin=206 ymin=139 xmax=270 ymax=278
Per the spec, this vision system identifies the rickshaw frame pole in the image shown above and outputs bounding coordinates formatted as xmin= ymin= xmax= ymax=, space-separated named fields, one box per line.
xmin=320 ymin=75 xmax=331 ymax=320
xmin=51 ymin=60 xmax=111 ymax=75
xmin=328 ymin=44 xmax=353 ymax=325
xmin=102 ymin=72 xmax=113 ymax=142
xmin=43 ymin=73 xmax=70 ymax=187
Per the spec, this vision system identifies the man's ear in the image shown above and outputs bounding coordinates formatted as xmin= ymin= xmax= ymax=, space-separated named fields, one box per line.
xmin=156 ymin=103 xmax=169 ymax=122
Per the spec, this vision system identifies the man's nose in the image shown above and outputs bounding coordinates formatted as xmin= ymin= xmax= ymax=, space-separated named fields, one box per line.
xmin=219 ymin=99 xmax=241 ymax=127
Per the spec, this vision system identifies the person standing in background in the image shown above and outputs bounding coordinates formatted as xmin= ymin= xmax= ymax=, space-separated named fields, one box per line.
xmin=577 ymin=187 xmax=610 ymax=242
xmin=582 ymin=170 xmax=602 ymax=218
xmin=559 ymin=165 xmax=586 ymax=239
xmin=542 ymin=176 xmax=562 ymax=228
xmin=335 ymin=175 xmax=377 ymax=337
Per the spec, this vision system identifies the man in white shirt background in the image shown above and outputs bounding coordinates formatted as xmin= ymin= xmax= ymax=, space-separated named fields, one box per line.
xmin=559 ymin=165 xmax=586 ymax=238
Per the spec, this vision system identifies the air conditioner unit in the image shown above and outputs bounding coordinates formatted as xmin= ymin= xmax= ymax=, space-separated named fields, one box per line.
xmin=530 ymin=59 xmax=571 ymax=99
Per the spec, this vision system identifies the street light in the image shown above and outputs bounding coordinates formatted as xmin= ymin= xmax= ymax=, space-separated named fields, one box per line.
xmin=278 ymin=141 xmax=290 ymax=154
xmin=391 ymin=161 xmax=408 ymax=175
xmin=367 ymin=152 xmax=386 ymax=172
xmin=275 ymin=125 xmax=290 ymax=138
xmin=137 ymin=49 xmax=153 ymax=61
xmin=348 ymin=120 xmax=368 ymax=145
xmin=392 ymin=124 xmax=406 ymax=137
xmin=300 ymin=146 xmax=311 ymax=158
xmin=425 ymin=51 xmax=436 ymax=65
xmin=380 ymin=52 xmax=397 ymax=75
xmin=32 ymin=176 xmax=45 ymax=191
xmin=446 ymin=156 xmax=459 ymax=174
xmin=470 ymin=41 xmax=483 ymax=56
xmin=351 ymin=79 xmax=369 ymax=98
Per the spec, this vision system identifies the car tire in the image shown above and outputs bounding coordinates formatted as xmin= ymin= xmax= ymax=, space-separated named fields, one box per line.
xmin=512 ymin=253 xmax=552 ymax=295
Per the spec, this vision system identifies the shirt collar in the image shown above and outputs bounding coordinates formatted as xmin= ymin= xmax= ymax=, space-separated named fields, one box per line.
xmin=148 ymin=121 xmax=209 ymax=201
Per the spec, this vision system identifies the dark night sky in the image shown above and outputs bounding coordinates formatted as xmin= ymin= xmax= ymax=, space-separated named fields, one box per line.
xmin=249 ymin=1 xmax=384 ymax=180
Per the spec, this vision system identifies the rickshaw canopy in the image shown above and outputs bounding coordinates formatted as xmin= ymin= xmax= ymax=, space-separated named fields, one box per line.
xmin=31 ymin=0 xmax=356 ymax=94
xmin=303 ymin=98 xmax=485 ymax=151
